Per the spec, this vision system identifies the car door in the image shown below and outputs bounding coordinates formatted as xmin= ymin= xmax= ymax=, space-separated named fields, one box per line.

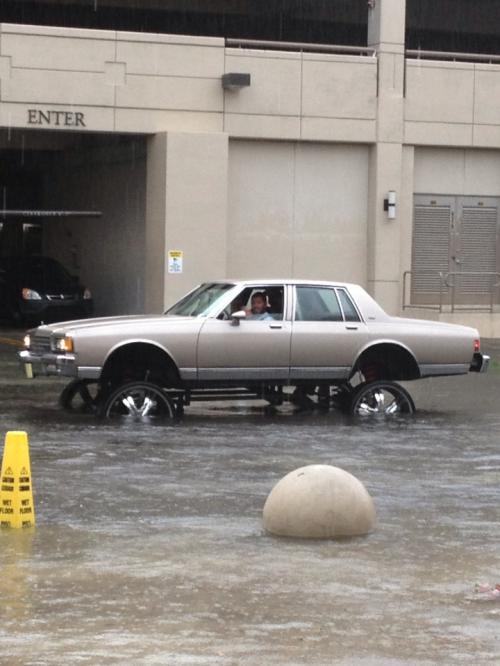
xmin=290 ymin=285 xmax=369 ymax=380
xmin=197 ymin=284 xmax=292 ymax=381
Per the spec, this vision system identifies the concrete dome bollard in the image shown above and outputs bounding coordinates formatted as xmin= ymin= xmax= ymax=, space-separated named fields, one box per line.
xmin=263 ymin=464 xmax=376 ymax=539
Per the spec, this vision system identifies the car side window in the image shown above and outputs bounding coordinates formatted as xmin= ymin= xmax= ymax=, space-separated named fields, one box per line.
xmin=295 ymin=287 xmax=343 ymax=321
xmin=218 ymin=285 xmax=285 ymax=320
xmin=336 ymin=289 xmax=361 ymax=322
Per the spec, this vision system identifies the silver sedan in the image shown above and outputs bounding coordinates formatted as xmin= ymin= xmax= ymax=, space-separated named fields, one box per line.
xmin=19 ymin=280 xmax=489 ymax=418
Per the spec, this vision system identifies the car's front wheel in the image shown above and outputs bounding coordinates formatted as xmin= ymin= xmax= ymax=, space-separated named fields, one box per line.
xmin=59 ymin=379 xmax=101 ymax=413
xmin=99 ymin=381 xmax=175 ymax=421
xmin=349 ymin=380 xmax=415 ymax=416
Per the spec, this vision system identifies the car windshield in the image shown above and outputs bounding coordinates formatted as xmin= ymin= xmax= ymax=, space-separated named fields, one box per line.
xmin=12 ymin=257 xmax=75 ymax=289
xmin=165 ymin=282 xmax=235 ymax=317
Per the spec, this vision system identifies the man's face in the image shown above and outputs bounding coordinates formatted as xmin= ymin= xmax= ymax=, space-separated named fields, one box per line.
xmin=251 ymin=295 xmax=267 ymax=314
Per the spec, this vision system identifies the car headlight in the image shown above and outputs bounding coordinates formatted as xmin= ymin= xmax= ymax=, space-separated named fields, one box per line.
xmin=53 ymin=336 xmax=74 ymax=353
xmin=83 ymin=288 xmax=92 ymax=300
xmin=22 ymin=288 xmax=42 ymax=300
xmin=23 ymin=334 xmax=31 ymax=349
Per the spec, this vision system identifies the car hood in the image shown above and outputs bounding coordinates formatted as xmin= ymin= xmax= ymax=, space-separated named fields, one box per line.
xmin=32 ymin=314 xmax=196 ymax=336
xmin=22 ymin=280 xmax=79 ymax=293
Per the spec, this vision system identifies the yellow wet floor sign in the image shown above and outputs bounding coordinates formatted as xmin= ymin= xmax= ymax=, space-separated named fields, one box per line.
xmin=0 ymin=431 xmax=35 ymax=528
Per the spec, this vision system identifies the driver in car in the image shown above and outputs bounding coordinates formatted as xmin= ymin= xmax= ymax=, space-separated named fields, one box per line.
xmin=246 ymin=292 xmax=274 ymax=321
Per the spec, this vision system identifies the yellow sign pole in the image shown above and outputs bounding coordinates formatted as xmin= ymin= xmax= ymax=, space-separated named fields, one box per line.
xmin=0 ymin=431 xmax=35 ymax=528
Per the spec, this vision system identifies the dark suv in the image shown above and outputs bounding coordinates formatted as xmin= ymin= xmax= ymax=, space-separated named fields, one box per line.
xmin=0 ymin=256 xmax=93 ymax=324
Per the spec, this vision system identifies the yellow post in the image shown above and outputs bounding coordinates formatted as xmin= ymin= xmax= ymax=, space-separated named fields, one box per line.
xmin=0 ymin=431 xmax=35 ymax=528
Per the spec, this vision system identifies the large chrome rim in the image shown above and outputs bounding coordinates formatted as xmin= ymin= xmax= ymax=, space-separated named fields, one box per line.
xmin=104 ymin=383 xmax=174 ymax=421
xmin=351 ymin=382 xmax=414 ymax=416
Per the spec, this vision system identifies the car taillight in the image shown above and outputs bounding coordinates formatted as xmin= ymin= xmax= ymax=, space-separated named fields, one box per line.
xmin=474 ymin=339 xmax=480 ymax=353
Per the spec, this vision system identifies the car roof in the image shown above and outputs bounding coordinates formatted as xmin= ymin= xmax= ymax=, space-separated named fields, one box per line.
xmin=206 ymin=279 xmax=389 ymax=319
xmin=213 ymin=279 xmax=359 ymax=288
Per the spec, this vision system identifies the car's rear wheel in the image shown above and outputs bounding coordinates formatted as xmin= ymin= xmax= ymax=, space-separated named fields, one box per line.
xmin=99 ymin=381 xmax=175 ymax=421
xmin=59 ymin=379 xmax=101 ymax=413
xmin=349 ymin=380 xmax=415 ymax=416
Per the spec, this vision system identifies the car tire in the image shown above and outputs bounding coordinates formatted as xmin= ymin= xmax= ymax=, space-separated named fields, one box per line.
xmin=331 ymin=384 xmax=353 ymax=414
xmin=98 ymin=381 xmax=175 ymax=421
xmin=59 ymin=379 xmax=101 ymax=413
xmin=349 ymin=380 xmax=415 ymax=416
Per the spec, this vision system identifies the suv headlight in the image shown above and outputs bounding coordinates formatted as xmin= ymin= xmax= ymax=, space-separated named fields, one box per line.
xmin=52 ymin=336 xmax=74 ymax=353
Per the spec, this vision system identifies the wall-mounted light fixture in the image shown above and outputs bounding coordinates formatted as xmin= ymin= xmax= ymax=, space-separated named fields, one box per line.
xmin=221 ymin=72 xmax=251 ymax=91
xmin=383 ymin=190 xmax=396 ymax=219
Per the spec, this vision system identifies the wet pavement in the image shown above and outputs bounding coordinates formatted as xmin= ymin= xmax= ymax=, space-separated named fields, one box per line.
xmin=0 ymin=329 xmax=499 ymax=665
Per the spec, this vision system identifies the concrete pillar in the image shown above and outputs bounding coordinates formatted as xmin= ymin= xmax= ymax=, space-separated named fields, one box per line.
xmin=145 ymin=131 xmax=229 ymax=313
xmin=367 ymin=0 xmax=407 ymax=314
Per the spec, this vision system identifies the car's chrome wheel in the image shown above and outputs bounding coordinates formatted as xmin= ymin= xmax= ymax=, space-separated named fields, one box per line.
xmin=349 ymin=381 xmax=415 ymax=416
xmin=100 ymin=381 xmax=175 ymax=421
xmin=59 ymin=379 xmax=101 ymax=413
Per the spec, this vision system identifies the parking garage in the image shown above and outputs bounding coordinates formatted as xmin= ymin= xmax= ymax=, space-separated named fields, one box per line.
xmin=0 ymin=130 xmax=147 ymax=316
xmin=2 ymin=4 xmax=500 ymax=334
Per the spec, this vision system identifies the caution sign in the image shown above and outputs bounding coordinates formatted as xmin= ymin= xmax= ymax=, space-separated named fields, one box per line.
xmin=0 ymin=432 xmax=35 ymax=528
xmin=167 ymin=250 xmax=183 ymax=274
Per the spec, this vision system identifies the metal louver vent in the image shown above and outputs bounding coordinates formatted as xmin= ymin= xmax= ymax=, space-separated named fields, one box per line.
xmin=460 ymin=206 xmax=498 ymax=293
xmin=411 ymin=205 xmax=450 ymax=293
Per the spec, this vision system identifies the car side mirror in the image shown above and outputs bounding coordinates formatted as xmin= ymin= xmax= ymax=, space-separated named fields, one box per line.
xmin=230 ymin=310 xmax=246 ymax=326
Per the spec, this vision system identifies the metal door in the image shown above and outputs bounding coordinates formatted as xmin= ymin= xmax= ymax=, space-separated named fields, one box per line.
xmin=196 ymin=284 xmax=292 ymax=382
xmin=411 ymin=195 xmax=500 ymax=306
xmin=454 ymin=197 xmax=499 ymax=304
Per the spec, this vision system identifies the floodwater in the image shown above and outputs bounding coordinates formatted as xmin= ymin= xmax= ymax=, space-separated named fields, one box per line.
xmin=0 ymin=332 xmax=499 ymax=665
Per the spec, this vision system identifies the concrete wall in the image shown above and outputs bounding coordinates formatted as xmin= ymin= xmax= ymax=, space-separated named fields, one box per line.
xmin=405 ymin=59 xmax=500 ymax=148
xmin=5 ymin=22 xmax=500 ymax=150
xmin=5 ymin=10 xmax=500 ymax=331
xmin=0 ymin=23 xmax=377 ymax=142
xmin=145 ymin=131 xmax=228 ymax=312
xmin=227 ymin=140 xmax=369 ymax=285
xmin=414 ymin=147 xmax=500 ymax=196
xmin=43 ymin=140 xmax=146 ymax=316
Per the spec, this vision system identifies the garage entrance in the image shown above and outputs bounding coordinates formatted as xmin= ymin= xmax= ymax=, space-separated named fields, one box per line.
xmin=411 ymin=194 xmax=500 ymax=308
xmin=0 ymin=131 xmax=147 ymax=318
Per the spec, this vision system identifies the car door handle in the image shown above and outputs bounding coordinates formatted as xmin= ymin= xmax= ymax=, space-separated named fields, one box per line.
xmin=269 ymin=323 xmax=283 ymax=329
xmin=345 ymin=325 xmax=358 ymax=330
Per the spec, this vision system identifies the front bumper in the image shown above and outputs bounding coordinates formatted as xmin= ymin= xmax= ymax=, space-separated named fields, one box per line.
xmin=19 ymin=349 xmax=78 ymax=378
xmin=470 ymin=352 xmax=490 ymax=373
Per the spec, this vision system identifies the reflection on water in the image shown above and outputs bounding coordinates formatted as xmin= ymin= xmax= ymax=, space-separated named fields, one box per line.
xmin=0 ymin=530 xmax=34 ymax=625
xmin=0 ymin=341 xmax=499 ymax=664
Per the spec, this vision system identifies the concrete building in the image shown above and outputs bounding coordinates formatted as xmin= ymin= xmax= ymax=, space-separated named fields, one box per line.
xmin=2 ymin=1 xmax=500 ymax=334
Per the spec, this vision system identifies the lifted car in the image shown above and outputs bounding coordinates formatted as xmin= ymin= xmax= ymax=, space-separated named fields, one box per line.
xmin=19 ymin=279 xmax=489 ymax=419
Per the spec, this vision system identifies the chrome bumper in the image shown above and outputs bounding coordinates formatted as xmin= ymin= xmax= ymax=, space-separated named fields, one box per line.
xmin=470 ymin=352 xmax=490 ymax=373
xmin=18 ymin=349 xmax=78 ymax=378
